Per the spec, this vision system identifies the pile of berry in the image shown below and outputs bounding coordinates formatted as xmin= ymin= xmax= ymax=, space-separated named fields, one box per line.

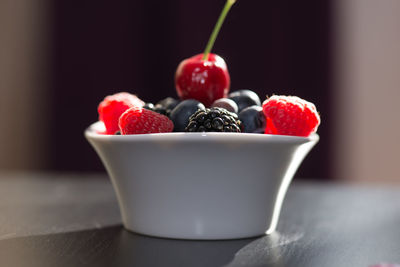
xmin=96 ymin=0 xmax=320 ymax=137
xmin=97 ymin=90 xmax=320 ymax=137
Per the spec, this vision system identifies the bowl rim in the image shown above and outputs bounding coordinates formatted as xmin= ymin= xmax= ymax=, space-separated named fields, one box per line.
xmin=85 ymin=121 xmax=319 ymax=144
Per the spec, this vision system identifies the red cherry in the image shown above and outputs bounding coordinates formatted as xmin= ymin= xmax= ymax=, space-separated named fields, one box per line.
xmin=175 ymin=53 xmax=230 ymax=107
xmin=175 ymin=0 xmax=236 ymax=107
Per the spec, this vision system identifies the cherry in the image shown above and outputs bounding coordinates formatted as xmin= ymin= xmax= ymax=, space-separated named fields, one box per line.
xmin=175 ymin=53 xmax=230 ymax=107
xmin=175 ymin=0 xmax=236 ymax=107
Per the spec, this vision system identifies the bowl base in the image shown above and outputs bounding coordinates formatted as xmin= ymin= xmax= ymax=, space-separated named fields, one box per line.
xmin=122 ymin=225 xmax=274 ymax=240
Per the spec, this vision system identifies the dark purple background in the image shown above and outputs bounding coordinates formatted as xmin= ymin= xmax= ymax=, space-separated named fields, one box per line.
xmin=49 ymin=0 xmax=332 ymax=179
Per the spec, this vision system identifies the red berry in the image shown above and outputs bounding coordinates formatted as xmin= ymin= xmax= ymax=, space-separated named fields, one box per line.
xmin=98 ymin=92 xmax=144 ymax=134
xmin=175 ymin=53 xmax=230 ymax=107
xmin=119 ymin=107 xmax=174 ymax=135
xmin=265 ymin=117 xmax=278 ymax=135
xmin=262 ymin=95 xmax=320 ymax=137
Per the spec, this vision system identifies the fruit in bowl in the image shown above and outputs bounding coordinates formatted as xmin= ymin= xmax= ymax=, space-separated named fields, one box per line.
xmin=96 ymin=91 xmax=320 ymax=136
xmin=88 ymin=89 xmax=320 ymax=240
xmin=86 ymin=0 xmax=321 ymax=240
xmin=175 ymin=53 xmax=230 ymax=107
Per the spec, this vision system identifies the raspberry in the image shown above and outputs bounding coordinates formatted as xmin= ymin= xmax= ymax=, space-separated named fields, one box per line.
xmin=262 ymin=95 xmax=320 ymax=137
xmin=119 ymin=107 xmax=174 ymax=135
xmin=98 ymin=92 xmax=144 ymax=134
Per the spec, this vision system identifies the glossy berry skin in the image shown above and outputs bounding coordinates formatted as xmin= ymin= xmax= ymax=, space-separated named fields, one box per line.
xmin=155 ymin=97 xmax=180 ymax=117
xmin=156 ymin=97 xmax=179 ymax=111
xmin=118 ymin=107 xmax=173 ymax=135
xmin=175 ymin=53 xmax=230 ymax=107
xmin=211 ymin=98 xmax=238 ymax=113
xmin=169 ymin=99 xmax=205 ymax=132
xmin=262 ymin=95 xmax=320 ymax=137
xmin=98 ymin=92 xmax=144 ymax=134
xmin=228 ymin=90 xmax=261 ymax=112
xmin=143 ymin=102 xmax=155 ymax=110
xmin=238 ymin=105 xmax=266 ymax=133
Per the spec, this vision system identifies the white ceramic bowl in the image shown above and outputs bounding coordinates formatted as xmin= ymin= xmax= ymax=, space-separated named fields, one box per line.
xmin=85 ymin=121 xmax=319 ymax=240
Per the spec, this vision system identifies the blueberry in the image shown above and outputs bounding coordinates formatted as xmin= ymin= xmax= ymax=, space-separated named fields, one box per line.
xmin=211 ymin=98 xmax=239 ymax=113
xmin=156 ymin=97 xmax=179 ymax=110
xmin=155 ymin=97 xmax=179 ymax=117
xmin=143 ymin=103 xmax=155 ymax=110
xmin=154 ymin=105 xmax=167 ymax=115
xmin=228 ymin=90 xmax=261 ymax=112
xmin=169 ymin=99 xmax=205 ymax=132
xmin=238 ymin=105 xmax=266 ymax=133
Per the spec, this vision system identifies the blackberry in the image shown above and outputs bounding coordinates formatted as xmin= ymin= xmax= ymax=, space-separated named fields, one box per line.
xmin=185 ymin=107 xmax=241 ymax=133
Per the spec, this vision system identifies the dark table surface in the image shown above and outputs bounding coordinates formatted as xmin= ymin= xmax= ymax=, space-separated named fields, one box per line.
xmin=0 ymin=172 xmax=399 ymax=267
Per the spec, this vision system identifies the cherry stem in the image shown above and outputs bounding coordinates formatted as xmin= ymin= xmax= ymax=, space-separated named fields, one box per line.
xmin=202 ymin=0 xmax=236 ymax=61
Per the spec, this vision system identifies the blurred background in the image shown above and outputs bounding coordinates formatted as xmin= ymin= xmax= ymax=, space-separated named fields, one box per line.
xmin=0 ymin=0 xmax=399 ymax=182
